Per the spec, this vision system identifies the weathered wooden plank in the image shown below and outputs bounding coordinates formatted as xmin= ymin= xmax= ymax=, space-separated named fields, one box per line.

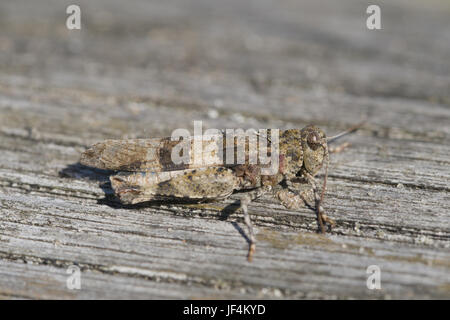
xmin=1 ymin=191 xmax=449 ymax=299
xmin=0 ymin=0 xmax=449 ymax=299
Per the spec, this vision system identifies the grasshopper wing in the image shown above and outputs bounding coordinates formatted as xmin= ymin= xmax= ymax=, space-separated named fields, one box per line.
xmin=80 ymin=136 xmax=227 ymax=172
xmin=81 ymin=138 xmax=174 ymax=171
xmin=80 ymin=131 xmax=276 ymax=172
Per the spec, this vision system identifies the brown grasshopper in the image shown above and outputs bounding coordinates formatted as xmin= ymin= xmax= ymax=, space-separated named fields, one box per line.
xmin=81 ymin=123 xmax=363 ymax=261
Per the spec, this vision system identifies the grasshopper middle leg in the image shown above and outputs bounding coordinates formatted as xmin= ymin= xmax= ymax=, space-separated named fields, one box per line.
xmin=238 ymin=186 xmax=270 ymax=262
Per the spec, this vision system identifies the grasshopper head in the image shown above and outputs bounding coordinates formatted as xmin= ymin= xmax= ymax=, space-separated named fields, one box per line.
xmin=300 ymin=125 xmax=328 ymax=176
xmin=279 ymin=126 xmax=329 ymax=180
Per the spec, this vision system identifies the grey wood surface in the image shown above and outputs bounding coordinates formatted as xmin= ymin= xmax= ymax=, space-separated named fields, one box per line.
xmin=0 ymin=0 xmax=449 ymax=299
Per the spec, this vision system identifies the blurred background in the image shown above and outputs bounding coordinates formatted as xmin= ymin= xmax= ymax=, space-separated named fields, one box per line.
xmin=1 ymin=0 xmax=449 ymax=142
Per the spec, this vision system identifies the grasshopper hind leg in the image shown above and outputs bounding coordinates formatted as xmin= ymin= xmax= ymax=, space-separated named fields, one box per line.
xmin=110 ymin=167 xmax=238 ymax=204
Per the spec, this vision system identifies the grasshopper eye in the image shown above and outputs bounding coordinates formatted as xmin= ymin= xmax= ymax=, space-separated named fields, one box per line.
xmin=307 ymin=132 xmax=321 ymax=150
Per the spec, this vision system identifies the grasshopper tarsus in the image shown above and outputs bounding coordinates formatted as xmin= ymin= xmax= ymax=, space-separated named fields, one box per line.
xmin=318 ymin=215 xmax=326 ymax=234
xmin=239 ymin=186 xmax=268 ymax=262
xmin=247 ymin=243 xmax=256 ymax=262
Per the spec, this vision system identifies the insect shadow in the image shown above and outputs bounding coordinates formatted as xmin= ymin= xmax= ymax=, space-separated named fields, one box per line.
xmin=59 ymin=162 xmax=112 ymax=182
xmin=220 ymin=199 xmax=252 ymax=246
xmin=59 ymin=162 xmax=117 ymax=203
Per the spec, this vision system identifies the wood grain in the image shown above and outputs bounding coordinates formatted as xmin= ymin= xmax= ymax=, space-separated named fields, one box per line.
xmin=0 ymin=0 xmax=449 ymax=299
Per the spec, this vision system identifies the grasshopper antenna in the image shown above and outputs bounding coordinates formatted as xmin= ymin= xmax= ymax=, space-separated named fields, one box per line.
xmin=326 ymin=120 xmax=366 ymax=143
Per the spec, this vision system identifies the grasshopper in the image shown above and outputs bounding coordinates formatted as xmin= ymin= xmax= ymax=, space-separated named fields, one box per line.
xmin=81 ymin=123 xmax=363 ymax=261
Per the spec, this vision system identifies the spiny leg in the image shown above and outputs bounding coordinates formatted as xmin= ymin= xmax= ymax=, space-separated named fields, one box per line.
xmin=303 ymin=172 xmax=335 ymax=233
xmin=239 ymin=186 xmax=269 ymax=262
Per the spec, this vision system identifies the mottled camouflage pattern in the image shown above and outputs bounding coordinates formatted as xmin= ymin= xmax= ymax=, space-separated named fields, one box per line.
xmin=81 ymin=125 xmax=338 ymax=261
xmin=81 ymin=126 xmax=328 ymax=205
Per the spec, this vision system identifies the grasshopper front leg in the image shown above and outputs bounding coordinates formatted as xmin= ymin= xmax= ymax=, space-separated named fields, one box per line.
xmin=281 ymin=180 xmax=334 ymax=232
xmin=302 ymin=172 xmax=335 ymax=233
